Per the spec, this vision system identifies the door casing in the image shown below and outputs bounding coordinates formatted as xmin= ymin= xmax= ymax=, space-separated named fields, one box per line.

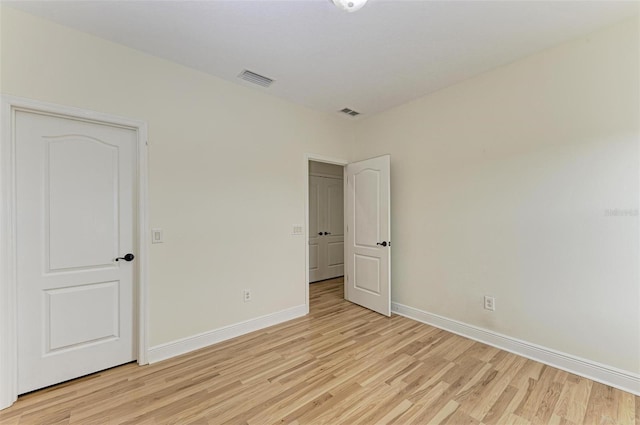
xmin=0 ymin=95 xmax=149 ymax=410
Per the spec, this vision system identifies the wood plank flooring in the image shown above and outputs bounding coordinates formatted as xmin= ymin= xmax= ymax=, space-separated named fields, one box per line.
xmin=1 ymin=278 xmax=638 ymax=424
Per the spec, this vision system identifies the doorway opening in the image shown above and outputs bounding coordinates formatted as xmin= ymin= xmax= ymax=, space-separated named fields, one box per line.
xmin=303 ymin=155 xmax=348 ymax=311
xmin=303 ymin=153 xmax=391 ymax=317
xmin=308 ymin=160 xmax=345 ymax=285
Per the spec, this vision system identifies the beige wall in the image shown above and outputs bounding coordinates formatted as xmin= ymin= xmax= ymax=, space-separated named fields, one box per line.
xmin=351 ymin=18 xmax=640 ymax=374
xmin=0 ymin=7 xmax=351 ymax=346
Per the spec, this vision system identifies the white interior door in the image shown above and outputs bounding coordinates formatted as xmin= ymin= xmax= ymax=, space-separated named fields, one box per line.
xmin=309 ymin=176 xmax=322 ymax=282
xmin=309 ymin=175 xmax=344 ymax=282
xmin=16 ymin=110 xmax=137 ymax=394
xmin=323 ymin=177 xmax=344 ymax=279
xmin=345 ymin=155 xmax=391 ymax=316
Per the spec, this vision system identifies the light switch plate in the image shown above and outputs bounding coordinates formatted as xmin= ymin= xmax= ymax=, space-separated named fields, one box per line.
xmin=152 ymin=228 xmax=164 ymax=243
xmin=292 ymin=225 xmax=304 ymax=235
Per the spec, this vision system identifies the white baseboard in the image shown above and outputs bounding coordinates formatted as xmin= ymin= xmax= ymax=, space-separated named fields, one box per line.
xmin=391 ymin=302 xmax=640 ymax=396
xmin=148 ymin=304 xmax=307 ymax=364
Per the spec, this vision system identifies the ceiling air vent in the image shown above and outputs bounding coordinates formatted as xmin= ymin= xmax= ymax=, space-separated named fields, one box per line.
xmin=238 ymin=70 xmax=274 ymax=88
xmin=339 ymin=107 xmax=360 ymax=117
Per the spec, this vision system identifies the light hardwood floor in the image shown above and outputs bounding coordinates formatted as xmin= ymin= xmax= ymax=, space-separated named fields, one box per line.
xmin=1 ymin=278 xmax=638 ymax=424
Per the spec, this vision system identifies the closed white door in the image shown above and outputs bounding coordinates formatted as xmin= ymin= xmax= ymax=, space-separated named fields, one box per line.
xmin=16 ymin=110 xmax=137 ymax=394
xmin=323 ymin=177 xmax=344 ymax=279
xmin=309 ymin=175 xmax=344 ymax=282
xmin=309 ymin=176 xmax=322 ymax=282
xmin=345 ymin=155 xmax=391 ymax=316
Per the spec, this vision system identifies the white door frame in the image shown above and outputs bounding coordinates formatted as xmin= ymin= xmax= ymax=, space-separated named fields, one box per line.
xmin=304 ymin=154 xmax=348 ymax=310
xmin=0 ymin=95 xmax=149 ymax=409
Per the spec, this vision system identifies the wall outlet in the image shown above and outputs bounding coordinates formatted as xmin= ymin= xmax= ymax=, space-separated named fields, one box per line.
xmin=484 ymin=295 xmax=496 ymax=311
xmin=243 ymin=289 xmax=252 ymax=303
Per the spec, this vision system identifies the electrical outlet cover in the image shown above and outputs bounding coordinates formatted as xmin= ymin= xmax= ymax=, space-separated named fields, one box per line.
xmin=484 ymin=295 xmax=495 ymax=311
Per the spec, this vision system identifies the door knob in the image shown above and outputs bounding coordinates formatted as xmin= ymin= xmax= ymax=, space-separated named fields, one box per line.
xmin=376 ymin=241 xmax=388 ymax=247
xmin=318 ymin=232 xmax=323 ymax=236
xmin=115 ymin=253 xmax=135 ymax=262
xmin=324 ymin=232 xmax=331 ymax=235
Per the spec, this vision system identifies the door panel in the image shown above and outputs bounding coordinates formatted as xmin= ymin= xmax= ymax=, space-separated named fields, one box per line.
xmin=47 ymin=137 xmax=118 ymax=271
xmin=345 ymin=155 xmax=390 ymax=316
xmin=354 ymin=254 xmax=381 ymax=294
xmin=354 ymin=169 xmax=380 ymax=247
xmin=309 ymin=244 xmax=320 ymax=275
xmin=46 ymin=281 xmax=119 ymax=351
xmin=327 ymin=242 xmax=344 ymax=267
xmin=326 ymin=178 xmax=344 ymax=236
xmin=16 ymin=111 xmax=136 ymax=394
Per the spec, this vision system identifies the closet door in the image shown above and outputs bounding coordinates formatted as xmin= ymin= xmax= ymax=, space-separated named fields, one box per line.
xmin=309 ymin=176 xmax=344 ymax=282
xmin=309 ymin=176 xmax=323 ymax=282
xmin=322 ymin=177 xmax=344 ymax=280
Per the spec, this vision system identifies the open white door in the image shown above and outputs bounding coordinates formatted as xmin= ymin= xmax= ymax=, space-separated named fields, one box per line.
xmin=345 ymin=155 xmax=391 ymax=316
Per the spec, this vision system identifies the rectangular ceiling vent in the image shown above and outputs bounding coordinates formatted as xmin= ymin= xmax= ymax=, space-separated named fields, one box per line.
xmin=339 ymin=107 xmax=360 ymax=117
xmin=238 ymin=69 xmax=274 ymax=88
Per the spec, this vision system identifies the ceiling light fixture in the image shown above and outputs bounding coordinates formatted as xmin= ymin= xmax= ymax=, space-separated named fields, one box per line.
xmin=331 ymin=0 xmax=368 ymax=13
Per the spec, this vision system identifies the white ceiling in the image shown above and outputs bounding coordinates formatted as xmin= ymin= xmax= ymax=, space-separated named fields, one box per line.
xmin=6 ymin=0 xmax=639 ymax=117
